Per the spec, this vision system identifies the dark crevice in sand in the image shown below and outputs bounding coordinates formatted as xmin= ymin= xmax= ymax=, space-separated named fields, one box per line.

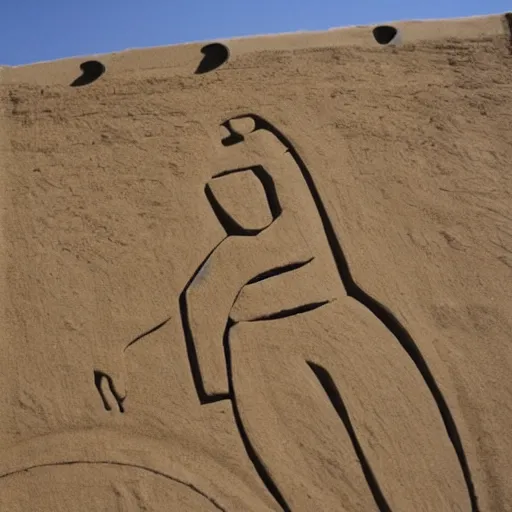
xmin=195 ymin=43 xmax=230 ymax=74
xmin=70 ymin=60 xmax=106 ymax=87
xmin=124 ymin=317 xmax=171 ymax=351
xmin=308 ymin=362 xmax=391 ymax=512
xmin=248 ymin=299 xmax=331 ymax=322
xmin=236 ymin=113 xmax=480 ymax=511
xmin=0 ymin=461 xmax=226 ymax=511
xmin=94 ymin=370 xmax=125 ymax=413
xmin=247 ymin=257 xmax=314 ymax=285
xmin=205 ymin=182 xmax=261 ymax=236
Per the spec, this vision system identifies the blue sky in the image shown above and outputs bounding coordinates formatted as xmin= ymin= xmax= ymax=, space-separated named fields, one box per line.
xmin=2 ymin=0 xmax=509 ymax=65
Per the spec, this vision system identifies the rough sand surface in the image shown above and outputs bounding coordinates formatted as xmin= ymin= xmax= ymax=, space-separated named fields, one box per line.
xmin=0 ymin=13 xmax=511 ymax=512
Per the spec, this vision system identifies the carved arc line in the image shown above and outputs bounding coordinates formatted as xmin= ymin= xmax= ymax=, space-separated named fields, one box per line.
xmin=230 ymin=257 xmax=318 ymax=320
xmin=0 ymin=429 xmax=275 ymax=512
xmin=205 ymin=183 xmax=263 ymax=236
xmin=246 ymin=258 xmax=314 ymax=285
xmin=0 ymin=461 xmax=225 ymax=512
xmin=124 ymin=317 xmax=171 ymax=352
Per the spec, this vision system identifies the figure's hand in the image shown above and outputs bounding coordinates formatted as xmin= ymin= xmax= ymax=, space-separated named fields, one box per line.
xmin=94 ymin=367 xmax=126 ymax=413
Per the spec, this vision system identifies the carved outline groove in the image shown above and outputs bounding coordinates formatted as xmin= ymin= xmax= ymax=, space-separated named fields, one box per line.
xmin=0 ymin=461 xmax=225 ymax=511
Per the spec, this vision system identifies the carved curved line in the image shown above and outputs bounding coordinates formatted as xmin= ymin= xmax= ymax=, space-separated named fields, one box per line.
xmin=308 ymin=362 xmax=391 ymax=512
xmin=228 ymin=259 xmax=322 ymax=326
xmin=180 ymin=255 xmax=319 ymax=404
xmin=225 ymin=113 xmax=479 ymax=511
xmin=124 ymin=317 xmax=171 ymax=352
xmin=0 ymin=461 xmax=225 ymax=511
xmin=247 ymin=299 xmax=332 ymax=322
xmin=0 ymin=430 xmax=239 ymax=511
xmin=246 ymin=257 xmax=314 ymax=285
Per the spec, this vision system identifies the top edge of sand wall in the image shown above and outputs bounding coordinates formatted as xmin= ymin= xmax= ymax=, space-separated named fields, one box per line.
xmin=1 ymin=13 xmax=510 ymax=86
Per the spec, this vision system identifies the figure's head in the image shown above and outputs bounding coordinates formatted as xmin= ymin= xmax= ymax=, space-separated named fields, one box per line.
xmin=205 ymin=166 xmax=281 ymax=236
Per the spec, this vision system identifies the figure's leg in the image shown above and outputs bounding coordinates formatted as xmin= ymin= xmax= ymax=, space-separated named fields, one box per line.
xmin=308 ymin=298 xmax=471 ymax=511
xmin=227 ymin=313 xmax=378 ymax=512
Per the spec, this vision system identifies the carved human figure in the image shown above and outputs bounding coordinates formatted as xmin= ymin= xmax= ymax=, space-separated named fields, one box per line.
xmin=181 ymin=115 xmax=477 ymax=511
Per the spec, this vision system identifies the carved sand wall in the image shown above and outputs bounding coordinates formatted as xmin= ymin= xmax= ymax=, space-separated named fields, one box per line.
xmin=0 ymin=14 xmax=511 ymax=512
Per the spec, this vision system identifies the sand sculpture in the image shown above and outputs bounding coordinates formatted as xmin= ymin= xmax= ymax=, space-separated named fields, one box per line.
xmin=0 ymin=13 xmax=511 ymax=512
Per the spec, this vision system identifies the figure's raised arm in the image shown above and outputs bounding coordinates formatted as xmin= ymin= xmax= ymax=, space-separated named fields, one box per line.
xmin=183 ymin=216 xmax=314 ymax=400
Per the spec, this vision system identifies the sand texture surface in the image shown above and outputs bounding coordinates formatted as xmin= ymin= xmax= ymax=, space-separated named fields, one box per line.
xmin=0 ymin=13 xmax=511 ymax=512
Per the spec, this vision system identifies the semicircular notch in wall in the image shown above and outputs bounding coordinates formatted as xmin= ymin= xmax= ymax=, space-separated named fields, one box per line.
xmin=372 ymin=26 xmax=400 ymax=45
xmin=70 ymin=60 xmax=106 ymax=87
xmin=195 ymin=43 xmax=230 ymax=74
